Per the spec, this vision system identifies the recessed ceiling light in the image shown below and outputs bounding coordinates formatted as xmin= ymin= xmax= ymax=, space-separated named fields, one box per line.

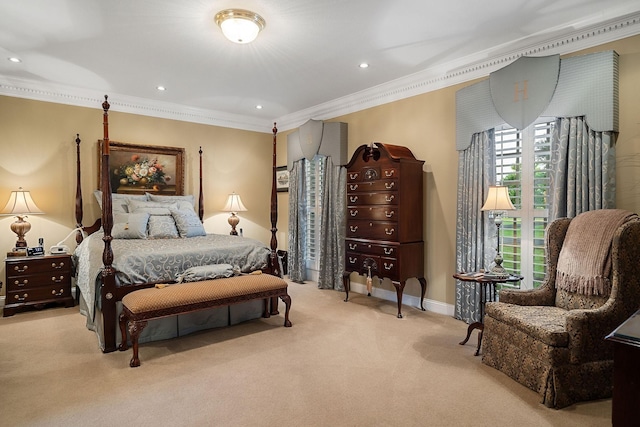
xmin=256 ymin=105 xmax=263 ymax=109
xmin=359 ymin=63 xmax=369 ymax=69
xmin=8 ymin=57 xmax=21 ymax=63
xmin=156 ymin=86 xmax=166 ymax=91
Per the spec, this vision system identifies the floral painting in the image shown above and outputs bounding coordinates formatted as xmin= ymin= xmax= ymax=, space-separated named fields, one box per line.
xmin=99 ymin=141 xmax=185 ymax=195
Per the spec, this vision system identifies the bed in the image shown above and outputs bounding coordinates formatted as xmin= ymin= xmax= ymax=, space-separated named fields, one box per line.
xmin=73 ymin=96 xmax=282 ymax=353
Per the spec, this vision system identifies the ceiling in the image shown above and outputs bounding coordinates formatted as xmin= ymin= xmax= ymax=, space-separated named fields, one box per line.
xmin=1 ymin=0 xmax=640 ymax=132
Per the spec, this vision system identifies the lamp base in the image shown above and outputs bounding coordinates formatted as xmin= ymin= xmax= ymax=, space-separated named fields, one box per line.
xmin=228 ymin=213 xmax=240 ymax=236
xmin=489 ymin=254 xmax=510 ymax=278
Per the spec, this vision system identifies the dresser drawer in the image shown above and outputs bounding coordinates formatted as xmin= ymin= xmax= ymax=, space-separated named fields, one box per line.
xmin=346 ymin=240 xmax=398 ymax=257
xmin=8 ymin=285 xmax=71 ymax=305
xmin=348 ymin=206 xmax=399 ymax=221
xmin=347 ymin=220 xmax=398 ymax=240
xmin=6 ymin=257 xmax=71 ymax=276
xmin=346 ymin=252 xmax=381 ymax=276
xmin=347 ymin=179 xmax=397 ymax=192
xmin=347 ymin=167 xmax=398 ymax=182
xmin=347 ymin=192 xmax=398 ymax=206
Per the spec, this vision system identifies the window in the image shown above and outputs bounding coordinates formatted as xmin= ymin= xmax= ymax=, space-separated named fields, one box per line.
xmin=494 ymin=120 xmax=553 ymax=288
xmin=304 ymin=156 xmax=325 ymax=273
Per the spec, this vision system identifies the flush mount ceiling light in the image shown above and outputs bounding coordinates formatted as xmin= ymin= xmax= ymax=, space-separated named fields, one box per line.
xmin=215 ymin=9 xmax=265 ymax=44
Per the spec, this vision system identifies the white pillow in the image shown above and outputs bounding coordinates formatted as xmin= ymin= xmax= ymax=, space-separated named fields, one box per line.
xmin=170 ymin=208 xmax=206 ymax=238
xmin=146 ymin=193 xmax=195 ymax=211
xmin=127 ymin=199 xmax=178 ymax=215
xmin=94 ymin=190 xmax=148 ymax=213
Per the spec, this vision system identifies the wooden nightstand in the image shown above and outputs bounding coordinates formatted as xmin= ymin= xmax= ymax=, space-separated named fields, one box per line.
xmin=4 ymin=254 xmax=74 ymax=317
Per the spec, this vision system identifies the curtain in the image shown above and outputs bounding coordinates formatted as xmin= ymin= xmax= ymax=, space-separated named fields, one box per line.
xmin=317 ymin=157 xmax=347 ymax=290
xmin=549 ymin=116 xmax=617 ymax=220
xmin=287 ymin=160 xmax=307 ymax=283
xmin=454 ymin=130 xmax=495 ymax=324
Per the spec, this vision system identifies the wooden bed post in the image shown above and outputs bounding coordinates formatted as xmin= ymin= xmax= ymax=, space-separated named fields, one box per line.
xmin=270 ymin=123 xmax=280 ymax=278
xmin=74 ymin=134 xmax=84 ymax=244
xmin=100 ymin=95 xmax=118 ymax=353
xmin=198 ymin=146 xmax=204 ymax=222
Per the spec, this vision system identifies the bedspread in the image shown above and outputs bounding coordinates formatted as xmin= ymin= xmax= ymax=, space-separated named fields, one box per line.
xmin=73 ymin=232 xmax=271 ymax=318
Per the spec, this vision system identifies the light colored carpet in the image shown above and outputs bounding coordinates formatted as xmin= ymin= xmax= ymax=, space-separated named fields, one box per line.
xmin=0 ymin=281 xmax=611 ymax=426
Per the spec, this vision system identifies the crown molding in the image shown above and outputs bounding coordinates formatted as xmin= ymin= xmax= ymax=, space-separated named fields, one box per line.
xmin=1 ymin=11 xmax=639 ymax=134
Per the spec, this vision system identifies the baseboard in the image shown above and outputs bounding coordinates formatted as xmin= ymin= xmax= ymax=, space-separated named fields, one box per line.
xmin=0 ymin=295 xmax=5 ymax=308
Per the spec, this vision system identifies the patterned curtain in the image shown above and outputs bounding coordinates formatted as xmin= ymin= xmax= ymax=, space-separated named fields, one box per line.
xmin=455 ymin=130 xmax=495 ymax=324
xmin=549 ymin=116 xmax=617 ymax=220
xmin=287 ymin=160 xmax=307 ymax=283
xmin=317 ymin=157 xmax=347 ymax=290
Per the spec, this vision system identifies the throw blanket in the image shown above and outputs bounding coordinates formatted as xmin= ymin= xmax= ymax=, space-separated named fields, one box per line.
xmin=556 ymin=209 xmax=638 ymax=296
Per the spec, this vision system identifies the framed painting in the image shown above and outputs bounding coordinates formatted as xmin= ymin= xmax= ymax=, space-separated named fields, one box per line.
xmin=276 ymin=166 xmax=289 ymax=192
xmin=98 ymin=141 xmax=185 ymax=195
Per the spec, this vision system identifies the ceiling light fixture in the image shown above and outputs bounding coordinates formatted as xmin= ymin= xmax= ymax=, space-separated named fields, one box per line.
xmin=215 ymin=9 xmax=265 ymax=44
xmin=156 ymin=86 xmax=166 ymax=91
xmin=8 ymin=57 xmax=21 ymax=63
xmin=359 ymin=63 xmax=369 ymax=68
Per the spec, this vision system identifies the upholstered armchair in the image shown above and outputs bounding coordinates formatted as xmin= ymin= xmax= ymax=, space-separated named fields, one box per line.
xmin=482 ymin=209 xmax=640 ymax=409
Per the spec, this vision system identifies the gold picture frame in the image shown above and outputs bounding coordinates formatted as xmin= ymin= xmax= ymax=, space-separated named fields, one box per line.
xmin=98 ymin=140 xmax=185 ymax=195
xmin=276 ymin=166 xmax=289 ymax=192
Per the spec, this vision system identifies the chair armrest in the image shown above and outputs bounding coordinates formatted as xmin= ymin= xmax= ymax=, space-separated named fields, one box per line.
xmin=499 ymin=285 xmax=555 ymax=306
xmin=566 ymin=305 xmax=619 ymax=364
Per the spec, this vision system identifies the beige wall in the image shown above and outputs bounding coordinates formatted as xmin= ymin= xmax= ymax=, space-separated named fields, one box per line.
xmin=1 ymin=34 xmax=639 ymax=309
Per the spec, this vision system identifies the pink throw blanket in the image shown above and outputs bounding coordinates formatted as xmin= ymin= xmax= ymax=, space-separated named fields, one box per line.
xmin=556 ymin=209 xmax=637 ymax=296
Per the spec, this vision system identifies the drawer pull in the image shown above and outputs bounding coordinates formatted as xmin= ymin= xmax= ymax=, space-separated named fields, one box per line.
xmin=350 ymin=209 xmax=359 ymax=217
xmin=385 ymin=228 xmax=395 ymax=236
xmin=350 ymin=226 xmax=358 ymax=233
xmin=349 ymin=184 xmax=359 ymax=191
xmin=51 ymin=276 xmax=65 ymax=283
xmin=350 ymin=196 xmax=359 ymax=203
xmin=349 ymin=172 xmax=359 ymax=180
xmin=52 ymin=289 xmax=65 ymax=297
xmin=385 ymin=170 xmax=395 ymax=177
xmin=385 ymin=195 xmax=395 ymax=202
xmin=383 ymin=248 xmax=394 ymax=255
xmin=348 ymin=257 xmax=357 ymax=264
xmin=385 ymin=182 xmax=395 ymax=189
xmin=385 ymin=210 xmax=395 ymax=218
xmin=384 ymin=263 xmax=394 ymax=270
xmin=14 ymin=279 xmax=28 ymax=286
xmin=52 ymin=262 xmax=65 ymax=269
xmin=14 ymin=265 xmax=28 ymax=273
xmin=349 ymin=243 xmax=357 ymax=250
xmin=14 ymin=293 xmax=28 ymax=302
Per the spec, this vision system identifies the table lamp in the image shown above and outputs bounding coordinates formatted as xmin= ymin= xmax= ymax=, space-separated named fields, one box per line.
xmin=1 ymin=187 xmax=44 ymax=249
xmin=481 ymin=185 xmax=515 ymax=277
xmin=223 ymin=192 xmax=247 ymax=235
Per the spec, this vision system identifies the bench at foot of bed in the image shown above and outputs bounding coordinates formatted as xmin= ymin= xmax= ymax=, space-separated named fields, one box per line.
xmin=118 ymin=273 xmax=292 ymax=367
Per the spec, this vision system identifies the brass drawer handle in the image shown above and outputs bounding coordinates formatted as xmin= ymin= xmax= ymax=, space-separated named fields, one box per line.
xmin=348 ymin=257 xmax=357 ymax=264
xmin=51 ymin=276 xmax=65 ymax=283
xmin=385 ymin=182 xmax=395 ymax=189
xmin=385 ymin=195 xmax=395 ymax=202
xmin=349 ymin=196 xmax=358 ymax=203
xmin=14 ymin=279 xmax=28 ymax=286
xmin=383 ymin=248 xmax=394 ymax=255
xmin=349 ymin=184 xmax=358 ymax=191
xmin=14 ymin=293 xmax=28 ymax=302
xmin=349 ymin=172 xmax=359 ymax=180
xmin=51 ymin=289 xmax=65 ymax=297
xmin=349 ymin=243 xmax=357 ymax=250
xmin=52 ymin=262 xmax=65 ymax=269
xmin=350 ymin=226 xmax=358 ymax=233
xmin=384 ymin=263 xmax=394 ymax=270
xmin=385 ymin=210 xmax=395 ymax=218
xmin=385 ymin=228 xmax=395 ymax=236
xmin=350 ymin=210 xmax=359 ymax=217
xmin=385 ymin=170 xmax=395 ymax=177
xmin=14 ymin=265 xmax=28 ymax=273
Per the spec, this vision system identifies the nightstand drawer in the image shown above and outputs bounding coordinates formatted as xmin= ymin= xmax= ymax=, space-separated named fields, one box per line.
xmin=6 ymin=257 xmax=71 ymax=276
xmin=8 ymin=285 xmax=71 ymax=304
xmin=8 ymin=272 xmax=71 ymax=290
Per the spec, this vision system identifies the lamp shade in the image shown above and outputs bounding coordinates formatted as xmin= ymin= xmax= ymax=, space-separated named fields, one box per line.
xmin=223 ymin=193 xmax=247 ymax=213
xmin=481 ymin=185 xmax=515 ymax=211
xmin=1 ymin=187 xmax=44 ymax=216
xmin=215 ymin=9 xmax=265 ymax=44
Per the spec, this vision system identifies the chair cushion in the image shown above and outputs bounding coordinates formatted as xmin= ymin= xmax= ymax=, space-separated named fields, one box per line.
xmin=485 ymin=302 xmax=571 ymax=347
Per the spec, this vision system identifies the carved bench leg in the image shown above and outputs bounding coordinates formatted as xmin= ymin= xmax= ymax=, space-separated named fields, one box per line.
xmin=129 ymin=320 xmax=148 ymax=368
xmin=280 ymin=293 xmax=292 ymax=327
xmin=118 ymin=312 xmax=129 ymax=351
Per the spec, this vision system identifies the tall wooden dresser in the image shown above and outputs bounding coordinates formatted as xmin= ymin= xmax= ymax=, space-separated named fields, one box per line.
xmin=343 ymin=143 xmax=426 ymax=318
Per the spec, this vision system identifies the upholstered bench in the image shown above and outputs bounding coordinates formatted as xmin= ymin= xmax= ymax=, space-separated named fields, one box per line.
xmin=118 ymin=273 xmax=292 ymax=367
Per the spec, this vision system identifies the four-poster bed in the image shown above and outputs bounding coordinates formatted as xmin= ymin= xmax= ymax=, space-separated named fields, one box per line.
xmin=73 ymin=96 xmax=282 ymax=353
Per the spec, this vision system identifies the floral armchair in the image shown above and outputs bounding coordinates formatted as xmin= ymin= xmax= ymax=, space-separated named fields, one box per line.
xmin=481 ymin=209 xmax=640 ymax=409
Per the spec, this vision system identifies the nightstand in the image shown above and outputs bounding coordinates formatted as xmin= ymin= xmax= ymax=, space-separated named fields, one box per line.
xmin=4 ymin=254 xmax=74 ymax=317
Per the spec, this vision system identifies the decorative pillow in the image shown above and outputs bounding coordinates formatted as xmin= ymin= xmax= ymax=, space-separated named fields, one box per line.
xmin=175 ymin=264 xmax=238 ymax=283
xmin=94 ymin=190 xmax=148 ymax=213
xmin=146 ymin=193 xmax=195 ymax=211
xmin=127 ymin=199 xmax=178 ymax=215
xmin=112 ymin=212 xmax=150 ymax=239
xmin=170 ymin=208 xmax=206 ymax=238
xmin=147 ymin=216 xmax=179 ymax=238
